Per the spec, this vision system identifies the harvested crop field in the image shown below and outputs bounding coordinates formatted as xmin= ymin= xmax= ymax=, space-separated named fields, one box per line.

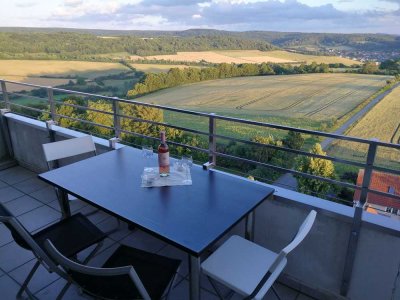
xmin=137 ymin=73 xmax=391 ymax=122
xmin=328 ymin=85 xmax=400 ymax=170
xmin=130 ymin=50 xmax=359 ymax=65
xmin=0 ymin=60 xmax=130 ymax=91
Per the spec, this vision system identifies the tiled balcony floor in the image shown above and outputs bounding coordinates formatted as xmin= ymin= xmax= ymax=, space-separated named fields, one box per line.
xmin=0 ymin=166 xmax=313 ymax=300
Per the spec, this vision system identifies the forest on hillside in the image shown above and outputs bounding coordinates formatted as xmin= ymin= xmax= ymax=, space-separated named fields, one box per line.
xmin=2 ymin=27 xmax=398 ymax=53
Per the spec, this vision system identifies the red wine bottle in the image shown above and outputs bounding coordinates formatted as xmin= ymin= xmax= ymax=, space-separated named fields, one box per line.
xmin=158 ymin=131 xmax=170 ymax=177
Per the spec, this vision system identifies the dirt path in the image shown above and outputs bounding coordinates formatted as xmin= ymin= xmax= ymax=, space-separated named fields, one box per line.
xmin=321 ymin=82 xmax=400 ymax=150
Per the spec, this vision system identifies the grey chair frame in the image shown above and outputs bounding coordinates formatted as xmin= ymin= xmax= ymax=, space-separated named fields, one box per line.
xmin=0 ymin=212 xmax=103 ymax=299
xmin=202 ymin=210 xmax=317 ymax=300
xmin=45 ymin=240 xmax=179 ymax=300
xmin=42 ymin=135 xmax=97 ymax=217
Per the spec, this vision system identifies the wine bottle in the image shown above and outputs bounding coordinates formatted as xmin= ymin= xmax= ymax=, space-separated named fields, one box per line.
xmin=158 ymin=131 xmax=170 ymax=177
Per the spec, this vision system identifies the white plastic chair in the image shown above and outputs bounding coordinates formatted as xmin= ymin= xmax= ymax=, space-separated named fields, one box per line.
xmin=42 ymin=135 xmax=97 ymax=204
xmin=201 ymin=210 xmax=317 ymax=300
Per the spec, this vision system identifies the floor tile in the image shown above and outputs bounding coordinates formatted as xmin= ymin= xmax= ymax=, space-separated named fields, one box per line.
xmin=34 ymin=278 xmax=86 ymax=300
xmin=48 ymin=198 xmax=87 ymax=213
xmin=0 ymin=274 xmax=22 ymax=299
xmin=297 ymin=293 xmax=315 ymax=300
xmin=120 ymin=229 xmax=167 ymax=253
xmin=85 ymin=207 xmax=112 ymax=224
xmin=17 ymin=205 xmax=61 ymax=233
xmin=30 ymin=186 xmax=58 ymax=204
xmin=13 ymin=177 xmax=49 ymax=194
xmin=77 ymin=237 xmax=117 ymax=263
xmin=0 ymin=223 xmax=13 ymax=247
xmin=0 ymin=166 xmax=35 ymax=185
xmin=158 ymin=244 xmax=190 ymax=277
xmin=0 ymin=179 xmax=7 ymax=189
xmin=168 ymin=276 xmax=220 ymax=300
xmin=4 ymin=195 xmax=44 ymax=216
xmin=0 ymin=186 xmax=24 ymax=203
xmin=274 ymin=282 xmax=300 ymax=300
xmin=96 ymin=217 xmax=131 ymax=242
xmin=0 ymin=241 xmax=34 ymax=272
xmin=9 ymin=259 xmax=60 ymax=294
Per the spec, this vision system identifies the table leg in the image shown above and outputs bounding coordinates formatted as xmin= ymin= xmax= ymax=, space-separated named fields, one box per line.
xmin=189 ymin=255 xmax=201 ymax=300
xmin=245 ymin=211 xmax=255 ymax=241
xmin=57 ymin=189 xmax=71 ymax=218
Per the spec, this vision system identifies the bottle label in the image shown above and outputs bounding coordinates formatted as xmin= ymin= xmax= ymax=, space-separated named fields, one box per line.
xmin=158 ymin=152 xmax=169 ymax=167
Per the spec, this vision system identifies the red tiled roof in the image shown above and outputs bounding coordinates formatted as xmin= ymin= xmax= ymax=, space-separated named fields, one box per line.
xmin=354 ymin=170 xmax=400 ymax=210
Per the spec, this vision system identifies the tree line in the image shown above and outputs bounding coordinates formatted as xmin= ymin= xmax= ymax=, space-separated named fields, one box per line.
xmin=127 ymin=62 xmax=330 ymax=97
xmin=0 ymin=32 xmax=274 ymax=60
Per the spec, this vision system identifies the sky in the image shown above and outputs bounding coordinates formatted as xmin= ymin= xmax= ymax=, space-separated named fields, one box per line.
xmin=0 ymin=0 xmax=399 ymax=34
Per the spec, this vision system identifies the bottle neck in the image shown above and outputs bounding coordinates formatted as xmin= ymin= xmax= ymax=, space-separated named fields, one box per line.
xmin=160 ymin=131 xmax=166 ymax=144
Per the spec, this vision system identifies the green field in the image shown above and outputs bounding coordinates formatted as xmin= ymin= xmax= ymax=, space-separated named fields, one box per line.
xmin=136 ymin=73 xmax=391 ymax=129
xmin=328 ymin=85 xmax=400 ymax=171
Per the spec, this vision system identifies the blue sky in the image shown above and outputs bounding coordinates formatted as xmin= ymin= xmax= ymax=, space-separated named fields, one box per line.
xmin=1 ymin=0 xmax=399 ymax=34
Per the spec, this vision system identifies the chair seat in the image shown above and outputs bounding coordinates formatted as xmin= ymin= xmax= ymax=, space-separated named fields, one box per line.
xmin=33 ymin=213 xmax=106 ymax=258
xmin=71 ymin=245 xmax=180 ymax=300
xmin=201 ymin=235 xmax=287 ymax=298
xmin=102 ymin=245 xmax=181 ymax=299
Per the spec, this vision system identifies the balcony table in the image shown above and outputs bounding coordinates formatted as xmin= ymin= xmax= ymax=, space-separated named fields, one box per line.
xmin=38 ymin=146 xmax=274 ymax=300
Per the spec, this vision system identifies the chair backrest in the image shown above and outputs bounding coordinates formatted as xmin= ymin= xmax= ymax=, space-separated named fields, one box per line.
xmin=42 ymin=135 xmax=96 ymax=165
xmin=269 ymin=210 xmax=317 ymax=273
xmin=44 ymin=240 xmax=151 ymax=300
xmin=0 ymin=203 xmax=60 ymax=273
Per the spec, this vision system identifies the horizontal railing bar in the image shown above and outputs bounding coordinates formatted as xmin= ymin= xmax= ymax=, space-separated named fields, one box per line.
xmin=363 ymin=188 xmax=400 ymax=201
xmin=8 ymin=92 xmax=48 ymax=102
xmin=212 ymin=132 xmax=367 ymax=168
xmin=372 ymin=165 xmax=400 ymax=176
xmin=118 ymin=128 xmax=209 ymax=153
xmin=4 ymin=78 xmax=400 ymax=150
xmin=118 ymin=114 xmax=210 ymax=136
xmin=214 ymin=151 xmax=360 ymax=190
xmin=58 ymin=101 xmax=115 ymax=116
xmin=10 ymin=103 xmax=47 ymax=114
xmin=55 ymin=113 xmax=115 ymax=130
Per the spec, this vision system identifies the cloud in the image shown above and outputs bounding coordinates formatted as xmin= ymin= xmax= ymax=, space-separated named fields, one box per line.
xmin=64 ymin=0 xmax=84 ymax=7
xmin=47 ymin=0 xmax=400 ymax=34
xmin=15 ymin=2 xmax=37 ymax=8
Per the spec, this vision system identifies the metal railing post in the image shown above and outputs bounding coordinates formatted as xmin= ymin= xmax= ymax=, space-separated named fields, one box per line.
xmin=1 ymin=81 xmax=10 ymax=110
xmin=204 ymin=113 xmax=216 ymax=170
xmin=340 ymin=140 xmax=378 ymax=296
xmin=47 ymin=87 xmax=56 ymax=121
xmin=112 ymin=97 xmax=121 ymax=139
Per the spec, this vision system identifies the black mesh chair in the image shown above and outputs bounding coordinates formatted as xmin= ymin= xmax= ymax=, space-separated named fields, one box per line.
xmin=0 ymin=202 xmax=106 ymax=299
xmin=45 ymin=240 xmax=181 ymax=300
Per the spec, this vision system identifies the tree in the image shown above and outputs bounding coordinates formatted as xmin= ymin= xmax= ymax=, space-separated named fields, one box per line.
xmin=295 ymin=143 xmax=336 ymax=196
xmin=360 ymin=62 xmax=379 ymax=74
xmin=283 ymin=131 xmax=304 ymax=150
xmin=86 ymin=100 xmax=113 ymax=136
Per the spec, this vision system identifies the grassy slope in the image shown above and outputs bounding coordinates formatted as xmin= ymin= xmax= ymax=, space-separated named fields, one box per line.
xmin=328 ymin=86 xmax=400 ymax=171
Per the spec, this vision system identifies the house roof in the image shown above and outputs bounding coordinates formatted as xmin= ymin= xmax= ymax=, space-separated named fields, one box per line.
xmin=354 ymin=169 xmax=400 ymax=210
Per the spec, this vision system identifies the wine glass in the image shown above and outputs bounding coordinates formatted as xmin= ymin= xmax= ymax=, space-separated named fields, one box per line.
xmin=181 ymin=155 xmax=193 ymax=184
xmin=142 ymin=145 xmax=153 ymax=167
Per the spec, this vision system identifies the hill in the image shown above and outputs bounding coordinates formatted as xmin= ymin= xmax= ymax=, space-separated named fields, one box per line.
xmin=0 ymin=27 xmax=397 ymax=60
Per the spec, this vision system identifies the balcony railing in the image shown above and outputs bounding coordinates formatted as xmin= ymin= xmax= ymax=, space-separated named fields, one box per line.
xmin=1 ymin=78 xmax=400 ymax=296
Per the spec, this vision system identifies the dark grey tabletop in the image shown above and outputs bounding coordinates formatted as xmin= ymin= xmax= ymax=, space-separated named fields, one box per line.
xmin=39 ymin=146 xmax=274 ymax=256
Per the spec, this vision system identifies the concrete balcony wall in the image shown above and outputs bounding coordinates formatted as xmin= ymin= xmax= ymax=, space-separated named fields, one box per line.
xmin=2 ymin=112 xmax=400 ymax=300
xmin=3 ymin=114 xmax=113 ymax=172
